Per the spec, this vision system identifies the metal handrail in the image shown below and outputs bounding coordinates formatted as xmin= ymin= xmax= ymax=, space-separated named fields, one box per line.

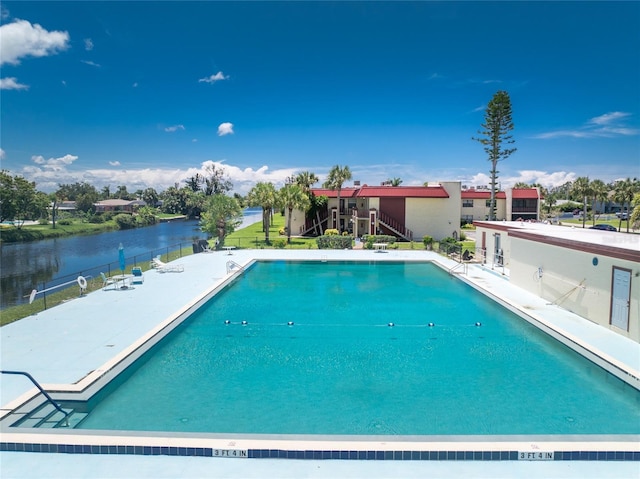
xmin=1 ymin=370 xmax=69 ymax=427
xmin=449 ymin=262 xmax=468 ymax=275
xmin=226 ymin=260 xmax=244 ymax=274
xmin=377 ymin=210 xmax=413 ymax=241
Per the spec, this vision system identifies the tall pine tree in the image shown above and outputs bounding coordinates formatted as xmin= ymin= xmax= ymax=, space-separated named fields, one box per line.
xmin=473 ymin=91 xmax=516 ymax=220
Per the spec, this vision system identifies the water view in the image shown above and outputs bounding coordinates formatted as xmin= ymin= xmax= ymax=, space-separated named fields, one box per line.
xmin=0 ymin=208 xmax=262 ymax=310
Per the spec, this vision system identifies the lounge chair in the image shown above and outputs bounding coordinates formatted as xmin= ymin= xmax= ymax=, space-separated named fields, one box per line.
xmin=100 ymin=272 xmax=117 ymax=290
xmin=151 ymin=256 xmax=184 ymax=273
xmin=462 ymin=250 xmax=474 ymax=261
xmin=131 ymin=267 xmax=144 ymax=284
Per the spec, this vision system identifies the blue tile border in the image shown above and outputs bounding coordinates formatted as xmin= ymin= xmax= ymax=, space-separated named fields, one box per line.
xmin=1 ymin=442 xmax=639 ymax=460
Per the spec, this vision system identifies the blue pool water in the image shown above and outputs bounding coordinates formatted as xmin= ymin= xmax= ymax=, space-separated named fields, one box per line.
xmin=78 ymin=261 xmax=640 ymax=435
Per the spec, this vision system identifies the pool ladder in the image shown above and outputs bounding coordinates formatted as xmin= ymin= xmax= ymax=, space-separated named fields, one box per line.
xmin=226 ymin=260 xmax=244 ymax=274
xmin=449 ymin=261 xmax=468 ymax=276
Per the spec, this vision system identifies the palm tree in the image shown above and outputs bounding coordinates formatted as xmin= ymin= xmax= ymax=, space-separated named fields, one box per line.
xmin=589 ymin=179 xmax=608 ymax=225
xmin=613 ymin=177 xmax=640 ymax=233
xmin=279 ymin=184 xmax=310 ymax=243
xmin=322 ymin=165 xmax=352 ymax=232
xmin=542 ymin=192 xmax=557 ymax=218
xmin=295 ymin=171 xmax=319 ymax=192
xmin=247 ymin=182 xmax=277 ymax=243
xmin=630 ymin=193 xmax=640 ymax=229
xmin=571 ymin=177 xmax=592 ymax=228
xmin=387 ymin=177 xmax=403 ymax=186
xmin=295 ymin=171 xmax=320 ymax=233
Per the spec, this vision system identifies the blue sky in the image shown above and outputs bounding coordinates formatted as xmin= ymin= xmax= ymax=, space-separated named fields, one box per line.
xmin=1 ymin=1 xmax=639 ymax=195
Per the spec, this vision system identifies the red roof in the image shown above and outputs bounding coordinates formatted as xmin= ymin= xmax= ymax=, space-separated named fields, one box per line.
xmin=310 ymin=187 xmax=358 ymax=198
xmin=311 ymin=186 xmax=449 ymax=198
xmin=357 ymin=186 xmax=449 ymax=198
xmin=461 ymin=190 xmax=506 ymax=199
xmin=511 ymin=188 xmax=539 ymax=199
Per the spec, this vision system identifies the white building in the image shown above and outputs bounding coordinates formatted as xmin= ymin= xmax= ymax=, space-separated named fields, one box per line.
xmin=474 ymin=221 xmax=640 ymax=343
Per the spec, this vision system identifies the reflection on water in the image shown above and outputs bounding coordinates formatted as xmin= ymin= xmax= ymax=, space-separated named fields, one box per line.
xmin=0 ymin=208 xmax=262 ymax=309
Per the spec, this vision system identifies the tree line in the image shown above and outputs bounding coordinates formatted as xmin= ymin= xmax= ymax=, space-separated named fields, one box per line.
xmin=0 ymin=164 xmax=355 ymax=245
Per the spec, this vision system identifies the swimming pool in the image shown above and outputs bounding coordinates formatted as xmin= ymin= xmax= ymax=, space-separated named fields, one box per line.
xmin=72 ymin=261 xmax=639 ymax=436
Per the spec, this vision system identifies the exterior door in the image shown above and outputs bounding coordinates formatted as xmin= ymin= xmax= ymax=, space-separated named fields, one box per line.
xmin=610 ymin=267 xmax=631 ymax=331
xmin=494 ymin=233 xmax=502 ymax=265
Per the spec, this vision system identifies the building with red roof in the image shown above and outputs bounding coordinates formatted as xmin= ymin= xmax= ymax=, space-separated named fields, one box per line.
xmin=461 ymin=187 xmax=540 ymax=223
xmin=289 ymin=182 xmax=541 ymax=241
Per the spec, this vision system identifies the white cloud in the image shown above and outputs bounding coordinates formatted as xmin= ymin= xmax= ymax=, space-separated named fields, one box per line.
xmin=31 ymin=154 xmax=78 ymax=172
xmin=84 ymin=38 xmax=93 ymax=51
xmin=588 ymin=111 xmax=629 ymax=126
xmin=467 ymin=170 xmax=576 ymax=189
xmin=198 ymin=71 xmax=229 ymax=84
xmin=81 ymin=60 xmax=101 ymax=68
xmin=19 ymin=158 xmax=300 ymax=195
xmin=533 ymin=111 xmax=639 ymax=139
xmin=0 ymin=76 xmax=28 ymax=90
xmin=164 ymin=124 xmax=185 ymax=133
xmin=132 ymin=82 xmax=138 ymax=88
xmin=217 ymin=122 xmax=234 ymax=136
xmin=0 ymin=19 xmax=69 ymax=66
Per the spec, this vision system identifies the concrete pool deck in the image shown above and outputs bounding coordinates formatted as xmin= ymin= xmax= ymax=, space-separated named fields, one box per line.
xmin=1 ymin=248 xmax=639 ymax=478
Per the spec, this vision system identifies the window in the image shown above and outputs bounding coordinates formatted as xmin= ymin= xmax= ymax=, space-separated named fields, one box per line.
xmin=462 ymin=199 xmax=473 ymax=207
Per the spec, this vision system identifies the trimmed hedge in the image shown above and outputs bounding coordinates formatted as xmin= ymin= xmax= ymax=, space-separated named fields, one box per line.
xmin=362 ymin=234 xmax=396 ymax=244
xmin=317 ymin=235 xmax=353 ymax=249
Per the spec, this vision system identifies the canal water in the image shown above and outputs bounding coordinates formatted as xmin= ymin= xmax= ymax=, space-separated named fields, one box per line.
xmin=0 ymin=208 xmax=262 ymax=310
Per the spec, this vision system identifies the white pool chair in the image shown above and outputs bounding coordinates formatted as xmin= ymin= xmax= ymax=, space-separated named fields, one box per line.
xmin=151 ymin=256 xmax=184 ymax=273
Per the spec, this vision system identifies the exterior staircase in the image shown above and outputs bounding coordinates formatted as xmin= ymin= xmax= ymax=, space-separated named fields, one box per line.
xmin=377 ymin=210 xmax=413 ymax=241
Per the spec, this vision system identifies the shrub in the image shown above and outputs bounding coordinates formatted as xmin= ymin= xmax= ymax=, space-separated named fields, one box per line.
xmin=38 ymin=218 xmax=49 ymax=225
xmin=114 ymin=213 xmax=137 ymax=229
xmin=362 ymin=234 xmax=395 ymax=244
xmin=57 ymin=219 xmax=72 ymax=226
xmin=279 ymin=227 xmax=286 ymax=236
xmin=440 ymin=236 xmax=459 ymax=244
xmin=88 ymin=214 xmax=105 ymax=224
xmin=438 ymin=236 xmax=461 ymax=255
xmin=317 ymin=235 xmax=353 ymax=249
xmin=273 ymin=238 xmax=287 ymax=248
xmin=422 ymin=235 xmax=434 ymax=250
xmin=324 ymin=228 xmax=339 ymax=236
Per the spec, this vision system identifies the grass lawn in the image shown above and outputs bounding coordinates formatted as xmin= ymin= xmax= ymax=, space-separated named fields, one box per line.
xmin=223 ymin=213 xmax=319 ymax=249
xmin=0 ymin=221 xmax=119 ymax=242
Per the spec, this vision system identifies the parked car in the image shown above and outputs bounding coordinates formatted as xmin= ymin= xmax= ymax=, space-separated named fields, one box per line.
xmin=589 ymin=224 xmax=618 ymax=231
xmin=615 ymin=211 xmax=629 ymax=220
